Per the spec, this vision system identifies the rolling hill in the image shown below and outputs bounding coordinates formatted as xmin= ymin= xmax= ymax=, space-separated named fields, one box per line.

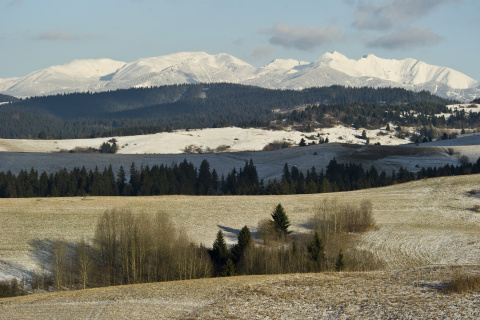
xmin=1 ymin=174 xmax=480 ymax=318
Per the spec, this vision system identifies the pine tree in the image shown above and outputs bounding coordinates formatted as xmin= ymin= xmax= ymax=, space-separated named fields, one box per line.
xmin=231 ymin=226 xmax=252 ymax=264
xmin=197 ymin=159 xmax=212 ymax=195
xmin=361 ymin=130 xmax=367 ymax=140
xmin=270 ymin=203 xmax=291 ymax=239
xmin=211 ymin=230 xmax=230 ymax=275
xmin=219 ymin=258 xmax=236 ymax=277
xmin=334 ymin=250 xmax=345 ymax=272
xmin=307 ymin=232 xmax=325 ymax=265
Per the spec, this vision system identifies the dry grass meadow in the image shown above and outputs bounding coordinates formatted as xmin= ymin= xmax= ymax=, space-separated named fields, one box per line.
xmin=1 ymin=174 xmax=480 ymax=318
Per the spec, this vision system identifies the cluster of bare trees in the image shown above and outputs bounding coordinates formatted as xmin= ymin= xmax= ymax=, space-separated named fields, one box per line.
xmin=312 ymin=199 xmax=375 ymax=236
xmin=29 ymin=200 xmax=378 ymax=293
xmin=36 ymin=209 xmax=212 ymax=291
xmin=243 ymin=200 xmax=379 ymax=275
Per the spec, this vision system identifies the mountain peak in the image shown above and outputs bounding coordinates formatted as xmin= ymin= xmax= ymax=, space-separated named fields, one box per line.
xmin=0 ymin=51 xmax=478 ymax=101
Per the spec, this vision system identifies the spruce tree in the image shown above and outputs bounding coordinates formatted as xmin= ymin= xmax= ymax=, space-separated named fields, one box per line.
xmin=211 ymin=230 xmax=230 ymax=275
xmin=334 ymin=250 xmax=345 ymax=272
xmin=219 ymin=258 xmax=237 ymax=277
xmin=307 ymin=232 xmax=325 ymax=265
xmin=231 ymin=226 xmax=252 ymax=264
xmin=270 ymin=203 xmax=291 ymax=239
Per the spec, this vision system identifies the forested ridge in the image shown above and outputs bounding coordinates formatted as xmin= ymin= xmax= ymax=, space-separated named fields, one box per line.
xmin=0 ymin=84 xmax=456 ymax=139
xmin=0 ymin=94 xmax=18 ymax=103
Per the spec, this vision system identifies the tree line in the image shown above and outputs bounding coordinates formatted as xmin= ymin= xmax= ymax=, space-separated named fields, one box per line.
xmin=0 ymin=156 xmax=479 ymax=198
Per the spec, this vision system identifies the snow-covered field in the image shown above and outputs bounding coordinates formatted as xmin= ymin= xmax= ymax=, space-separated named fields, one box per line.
xmin=1 ymin=126 xmax=479 ymax=183
xmin=0 ymin=126 xmax=411 ymax=155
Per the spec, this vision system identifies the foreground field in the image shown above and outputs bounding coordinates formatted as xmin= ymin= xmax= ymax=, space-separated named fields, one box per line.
xmin=1 ymin=266 xmax=480 ymax=319
xmin=1 ymin=174 xmax=480 ymax=318
xmin=1 ymin=174 xmax=479 ymax=281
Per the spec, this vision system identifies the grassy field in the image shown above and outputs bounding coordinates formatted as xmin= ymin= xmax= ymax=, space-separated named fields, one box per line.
xmin=1 ymin=266 xmax=480 ymax=319
xmin=1 ymin=174 xmax=479 ymax=279
xmin=0 ymin=174 xmax=480 ymax=318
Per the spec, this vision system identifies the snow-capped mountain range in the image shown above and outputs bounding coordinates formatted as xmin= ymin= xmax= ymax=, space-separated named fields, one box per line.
xmin=1 ymin=51 xmax=479 ymax=102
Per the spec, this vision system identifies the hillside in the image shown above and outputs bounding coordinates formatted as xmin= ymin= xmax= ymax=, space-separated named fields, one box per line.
xmin=1 ymin=174 xmax=479 ymax=279
xmin=1 ymin=266 xmax=480 ymax=319
xmin=0 ymin=174 xmax=480 ymax=318
xmin=0 ymin=84 xmax=455 ymax=139
xmin=0 ymin=94 xmax=17 ymax=103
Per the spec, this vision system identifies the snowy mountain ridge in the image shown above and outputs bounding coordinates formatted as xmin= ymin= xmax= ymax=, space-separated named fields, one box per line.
xmin=0 ymin=51 xmax=478 ymax=101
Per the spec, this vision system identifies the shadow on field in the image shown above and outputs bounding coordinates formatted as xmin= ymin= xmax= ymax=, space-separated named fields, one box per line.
xmin=217 ymin=225 xmax=240 ymax=242
xmin=28 ymin=238 xmax=75 ymax=274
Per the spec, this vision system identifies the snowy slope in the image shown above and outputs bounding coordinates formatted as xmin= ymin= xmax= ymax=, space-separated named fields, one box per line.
xmin=101 ymin=52 xmax=257 ymax=91
xmin=0 ymin=51 xmax=478 ymax=101
xmin=0 ymin=59 xmax=126 ymax=97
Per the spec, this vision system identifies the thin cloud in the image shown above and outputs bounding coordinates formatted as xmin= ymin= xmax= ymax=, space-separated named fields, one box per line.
xmin=250 ymin=46 xmax=275 ymax=59
xmin=8 ymin=0 xmax=23 ymax=6
xmin=233 ymin=37 xmax=244 ymax=46
xmin=367 ymin=27 xmax=443 ymax=49
xmin=262 ymin=22 xmax=342 ymax=51
xmin=353 ymin=0 xmax=461 ymax=30
xmin=32 ymin=29 xmax=105 ymax=42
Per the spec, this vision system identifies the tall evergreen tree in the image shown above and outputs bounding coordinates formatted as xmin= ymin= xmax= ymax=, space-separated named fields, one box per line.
xmin=210 ymin=230 xmax=231 ymax=275
xmin=307 ymin=232 xmax=325 ymax=271
xmin=270 ymin=203 xmax=291 ymax=239
xmin=231 ymin=226 xmax=253 ymax=264
xmin=334 ymin=250 xmax=345 ymax=272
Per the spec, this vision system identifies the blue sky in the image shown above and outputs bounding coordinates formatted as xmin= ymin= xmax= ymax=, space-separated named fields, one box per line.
xmin=1 ymin=0 xmax=479 ymax=80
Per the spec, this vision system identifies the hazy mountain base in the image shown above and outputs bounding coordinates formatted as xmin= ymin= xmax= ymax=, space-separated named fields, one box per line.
xmin=1 ymin=266 xmax=479 ymax=319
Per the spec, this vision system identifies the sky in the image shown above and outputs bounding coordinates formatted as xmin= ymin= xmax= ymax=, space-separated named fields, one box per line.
xmin=1 ymin=0 xmax=479 ymax=81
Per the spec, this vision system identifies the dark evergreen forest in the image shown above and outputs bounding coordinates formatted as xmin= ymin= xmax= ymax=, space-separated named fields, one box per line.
xmin=0 ymin=84 xmax=456 ymax=139
xmin=0 ymin=94 xmax=18 ymax=103
xmin=1 ymin=157 xmax=478 ymax=198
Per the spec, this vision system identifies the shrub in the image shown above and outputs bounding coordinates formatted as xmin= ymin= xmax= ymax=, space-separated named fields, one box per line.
xmin=263 ymin=140 xmax=292 ymax=151
xmin=311 ymin=199 xmax=375 ymax=235
xmin=459 ymin=155 xmax=470 ymax=166
xmin=0 ymin=278 xmax=25 ymax=298
xmin=443 ymin=274 xmax=480 ymax=294
xmin=216 ymin=144 xmax=230 ymax=152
